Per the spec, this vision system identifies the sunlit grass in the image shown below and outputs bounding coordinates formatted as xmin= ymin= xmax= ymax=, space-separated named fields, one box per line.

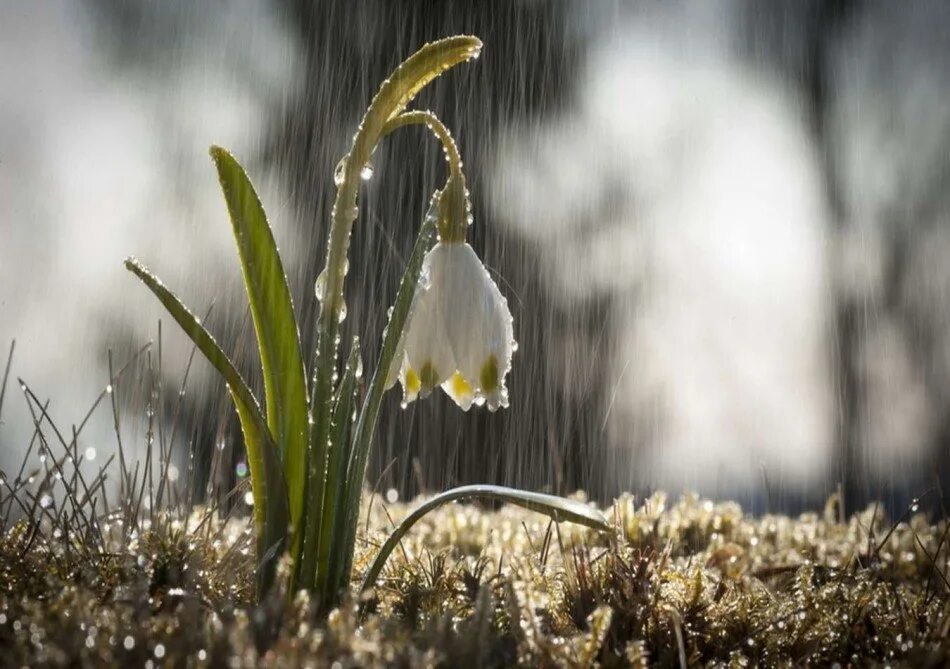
xmin=0 ymin=344 xmax=947 ymax=665
xmin=0 ymin=418 xmax=947 ymax=668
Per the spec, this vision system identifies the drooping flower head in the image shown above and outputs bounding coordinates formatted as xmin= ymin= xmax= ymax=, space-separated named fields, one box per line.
xmin=388 ymin=176 xmax=515 ymax=411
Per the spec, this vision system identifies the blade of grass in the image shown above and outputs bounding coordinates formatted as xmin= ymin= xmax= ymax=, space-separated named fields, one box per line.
xmin=360 ymin=484 xmax=610 ymax=593
xmin=124 ymin=257 xmax=289 ymax=595
xmin=0 ymin=339 xmax=15 ymax=424
xmin=210 ymin=146 xmax=309 ymax=560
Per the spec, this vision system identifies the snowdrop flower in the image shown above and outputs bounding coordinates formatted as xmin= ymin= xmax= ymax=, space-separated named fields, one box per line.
xmin=388 ymin=183 xmax=515 ymax=411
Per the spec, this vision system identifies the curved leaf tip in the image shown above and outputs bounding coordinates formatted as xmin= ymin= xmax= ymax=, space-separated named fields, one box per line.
xmin=360 ymin=484 xmax=610 ymax=594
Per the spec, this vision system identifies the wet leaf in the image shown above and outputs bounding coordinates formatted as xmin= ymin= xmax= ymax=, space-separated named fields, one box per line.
xmin=210 ymin=146 xmax=309 ymax=566
xmin=360 ymin=484 xmax=610 ymax=593
xmin=124 ymin=257 xmax=289 ymax=595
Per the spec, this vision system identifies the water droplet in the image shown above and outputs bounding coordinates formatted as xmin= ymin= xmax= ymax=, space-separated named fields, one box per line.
xmin=385 ymin=488 xmax=399 ymax=504
xmin=333 ymin=157 xmax=347 ymax=185
xmin=315 ymin=269 xmax=328 ymax=302
xmin=154 ymin=643 xmax=166 ymax=659
xmin=244 ymin=491 xmax=255 ymax=506
xmin=39 ymin=494 xmax=53 ymax=509
xmin=105 ymin=384 xmax=113 ymax=394
xmin=123 ymin=636 xmax=135 ymax=650
xmin=84 ymin=447 xmax=96 ymax=461
xmin=360 ymin=163 xmax=374 ymax=181
xmin=235 ymin=461 xmax=248 ymax=478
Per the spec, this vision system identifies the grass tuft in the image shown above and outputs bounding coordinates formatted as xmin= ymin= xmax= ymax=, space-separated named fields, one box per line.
xmin=2 ymin=460 xmax=949 ymax=667
xmin=3 ymin=342 xmax=948 ymax=666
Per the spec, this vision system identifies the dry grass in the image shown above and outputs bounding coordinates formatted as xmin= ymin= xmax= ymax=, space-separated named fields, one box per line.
xmin=2 ymin=343 xmax=948 ymax=666
xmin=1 ymin=488 xmax=949 ymax=667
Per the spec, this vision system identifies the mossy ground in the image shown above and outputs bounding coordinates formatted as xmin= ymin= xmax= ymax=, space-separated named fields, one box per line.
xmin=1 ymin=490 xmax=949 ymax=667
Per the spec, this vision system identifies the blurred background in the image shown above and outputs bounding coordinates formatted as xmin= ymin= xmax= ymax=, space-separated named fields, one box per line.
xmin=3 ymin=0 xmax=950 ymax=515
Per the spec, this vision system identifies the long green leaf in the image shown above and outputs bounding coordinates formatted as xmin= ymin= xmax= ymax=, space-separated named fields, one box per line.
xmin=124 ymin=257 xmax=289 ymax=595
xmin=336 ymin=195 xmax=439 ymax=590
xmin=210 ymin=146 xmax=309 ymax=561
xmin=360 ymin=485 xmax=611 ymax=593
xmin=316 ymin=338 xmax=361 ymax=604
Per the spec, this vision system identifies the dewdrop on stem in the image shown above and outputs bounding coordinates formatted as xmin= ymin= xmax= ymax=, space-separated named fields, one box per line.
xmin=314 ymin=269 xmax=327 ymax=302
xmin=333 ymin=157 xmax=347 ymax=186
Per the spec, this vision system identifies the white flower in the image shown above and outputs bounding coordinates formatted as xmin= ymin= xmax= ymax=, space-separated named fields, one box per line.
xmin=388 ymin=241 xmax=515 ymax=411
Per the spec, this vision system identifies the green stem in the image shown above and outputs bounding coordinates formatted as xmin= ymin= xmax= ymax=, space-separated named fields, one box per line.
xmin=336 ymin=199 xmax=438 ymax=596
xmin=332 ymin=110 xmax=470 ymax=598
xmin=313 ymin=338 xmax=360 ymax=603
xmin=298 ymin=37 xmax=482 ymax=591
xmin=317 ymin=114 xmax=464 ymax=604
xmin=381 ymin=110 xmax=464 ymax=176
xmin=381 ymin=110 xmax=469 ymax=243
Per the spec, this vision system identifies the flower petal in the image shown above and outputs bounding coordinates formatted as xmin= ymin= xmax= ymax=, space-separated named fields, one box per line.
xmin=441 ymin=371 xmax=477 ymax=410
xmin=391 ymin=240 xmax=515 ymax=411
xmin=399 ymin=245 xmax=457 ymax=403
xmin=438 ymin=243 xmax=515 ymax=407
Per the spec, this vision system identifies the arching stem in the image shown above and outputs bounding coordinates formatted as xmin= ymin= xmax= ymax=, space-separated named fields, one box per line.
xmin=326 ymin=111 xmax=471 ymax=601
xmin=381 ymin=110 xmax=464 ymax=177
xmin=298 ymin=35 xmax=481 ymax=594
